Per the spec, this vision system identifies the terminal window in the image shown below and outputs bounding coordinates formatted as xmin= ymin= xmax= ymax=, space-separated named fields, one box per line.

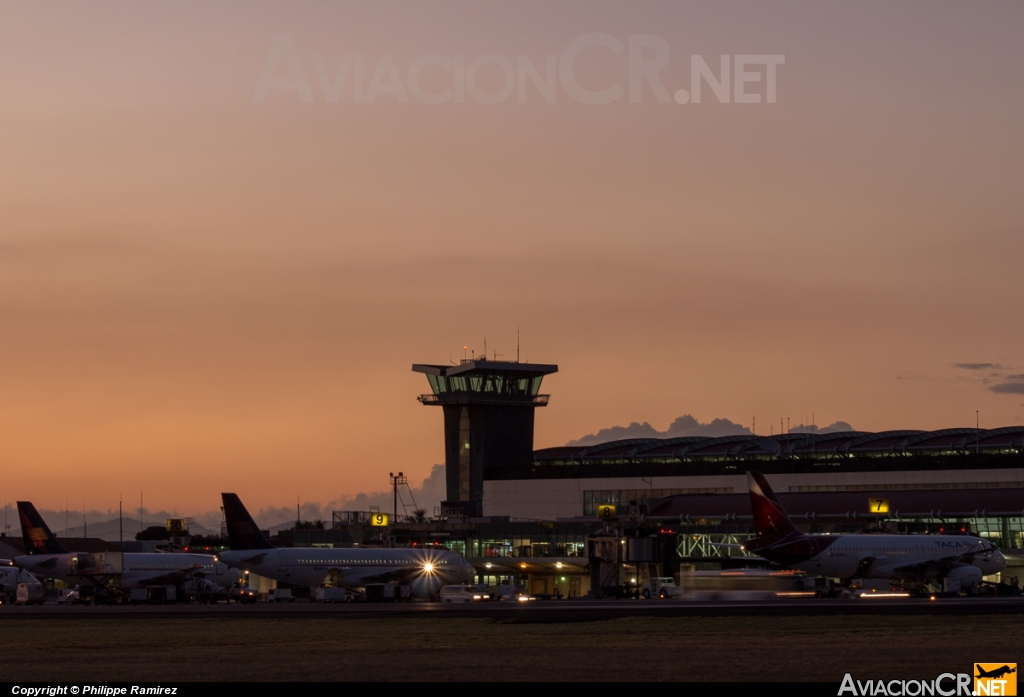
xmin=583 ymin=488 xmax=733 ymax=516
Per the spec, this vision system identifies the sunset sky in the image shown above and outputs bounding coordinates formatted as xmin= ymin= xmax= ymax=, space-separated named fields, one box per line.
xmin=2 ymin=1 xmax=1023 ymax=520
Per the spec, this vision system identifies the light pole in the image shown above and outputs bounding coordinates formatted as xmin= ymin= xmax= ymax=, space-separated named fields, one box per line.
xmin=389 ymin=471 xmax=407 ymax=520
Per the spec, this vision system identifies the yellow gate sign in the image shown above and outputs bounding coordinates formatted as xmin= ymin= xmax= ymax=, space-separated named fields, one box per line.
xmin=869 ymin=498 xmax=890 ymax=513
xmin=370 ymin=512 xmax=390 ymax=527
xmin=597 ymin=505 xmax=617 ymax=521
xmin=167 ymin=519 xmax=185 ymax=533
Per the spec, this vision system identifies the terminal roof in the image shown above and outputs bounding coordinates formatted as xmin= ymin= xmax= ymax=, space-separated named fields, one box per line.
xmin=534 ymin=426 xmax=1024 ymax=461
xmin=413 ymin=360 xmax=558 ymax=378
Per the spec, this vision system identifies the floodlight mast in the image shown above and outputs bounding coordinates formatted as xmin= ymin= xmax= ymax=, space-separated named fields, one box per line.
xmin=389 ymin=472 xmax=407 ymax=520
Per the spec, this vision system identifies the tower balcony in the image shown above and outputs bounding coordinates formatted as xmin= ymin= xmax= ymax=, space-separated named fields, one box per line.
xmin=418 ymin=393 xmax=550 ymax=407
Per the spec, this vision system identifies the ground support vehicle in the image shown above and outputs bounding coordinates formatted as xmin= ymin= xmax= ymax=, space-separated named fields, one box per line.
xmin=57 ymin=587 xmax=82 ymax=605
xmin=230 ymin=584 xmax=260 ymax=604
xmin=440 ymin=584 xmax=490 ymax=603
xmin=642 ymin=577 xmax=684 ymax=599
xmin=364 ymin=582 xmax=411 ymax=602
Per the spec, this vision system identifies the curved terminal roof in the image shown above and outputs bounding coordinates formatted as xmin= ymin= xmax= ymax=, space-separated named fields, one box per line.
xmin=533 ymin=426 xmax=1024 ymax=464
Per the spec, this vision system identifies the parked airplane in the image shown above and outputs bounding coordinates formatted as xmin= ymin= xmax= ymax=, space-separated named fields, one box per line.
xmin=0 ymin=566 xmax=41 ymax=597
xmin=13 ymin=502 xmax=240 ymax=590
xmin=742 ymin=472 xmax=1006 ymax=589
xmin=218 ymin=493 xmax=476 ymax=591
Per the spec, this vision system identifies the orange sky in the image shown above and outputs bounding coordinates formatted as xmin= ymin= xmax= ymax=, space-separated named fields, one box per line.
xmin=2 ymin=1 xmax=1023 ymax=516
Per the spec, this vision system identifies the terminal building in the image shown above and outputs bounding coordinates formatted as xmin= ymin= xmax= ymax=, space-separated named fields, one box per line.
xmin=317 ymin=358 xmax=1024 ymax=596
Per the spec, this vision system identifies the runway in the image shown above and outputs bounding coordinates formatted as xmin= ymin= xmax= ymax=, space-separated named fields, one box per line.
xmin=5 ymin=596 xmax=1024 ymax=621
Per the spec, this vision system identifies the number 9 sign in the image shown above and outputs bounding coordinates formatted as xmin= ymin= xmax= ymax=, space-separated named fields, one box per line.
xmin=371 ymin=513 xmax=390 ymax=527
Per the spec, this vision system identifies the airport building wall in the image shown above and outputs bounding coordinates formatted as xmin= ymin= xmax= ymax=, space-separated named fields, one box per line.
xmin=482 ymin=466 xmax=1024 ymax=519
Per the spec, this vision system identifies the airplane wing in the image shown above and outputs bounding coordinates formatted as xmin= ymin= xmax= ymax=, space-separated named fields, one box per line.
xmin=237 ymin=552 xmax=269 ymax=565
xmin=707 ymin=543 xmax=768 ymax=561
xmin=124 ymin=564 xmax=213 ymax=587
xmin=359 ymin=568 xmax=425 ymax=585
xmin=888 ymin=549 xmax=992 ymax=576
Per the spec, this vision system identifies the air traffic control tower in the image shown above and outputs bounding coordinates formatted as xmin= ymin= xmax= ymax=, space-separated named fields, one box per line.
xmin=413 ymin=359 xmax=558 ymax=517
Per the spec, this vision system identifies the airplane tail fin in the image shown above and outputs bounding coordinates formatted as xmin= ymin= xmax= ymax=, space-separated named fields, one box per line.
xmin=17 ymin=502 xmax=68 ymax=555
xmin=221 ymin=494 xmax=274 ymax=550
xmin=747 ymin=472 xmax=798 ymax=537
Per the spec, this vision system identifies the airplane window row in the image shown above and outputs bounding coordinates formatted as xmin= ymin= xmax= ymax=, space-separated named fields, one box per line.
xmin=294 ymin=559 xmax=450 ymax=565
xmin=133 ymin=564 xmax=195 ymax=569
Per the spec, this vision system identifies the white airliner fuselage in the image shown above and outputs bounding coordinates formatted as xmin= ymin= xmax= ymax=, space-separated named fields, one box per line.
xmin=219 ymin=547 xmax=475 ymax=590
xmin=783 ymin=534 xmax=1005 ymax=581
xmin=13 ymin=552 xmax=240 ymax=590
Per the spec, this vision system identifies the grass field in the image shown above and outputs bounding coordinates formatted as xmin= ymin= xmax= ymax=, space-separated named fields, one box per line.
xmin=2 ymin=615 xmax=1018 ymax=682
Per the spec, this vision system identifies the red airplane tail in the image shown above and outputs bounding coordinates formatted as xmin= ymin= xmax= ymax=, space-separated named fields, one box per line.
xmin=747 ymin=472 xmax=798 ymax=538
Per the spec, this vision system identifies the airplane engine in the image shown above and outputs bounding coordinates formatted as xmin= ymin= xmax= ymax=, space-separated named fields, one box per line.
xmin=211 ymin=561 xmax=243 ymax=588
xmin=945 ymin=565 xmax=983 ymax=589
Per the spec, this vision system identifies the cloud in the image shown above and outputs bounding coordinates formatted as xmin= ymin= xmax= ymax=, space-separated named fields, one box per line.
xmin=6 ymin=466 xmax=448 ymax=539
xmin=567 ymin=415 xmax=751 ymax=446
xmin=665 ymin=415 xmax=753 ymax=438
xmin=954 ymin=362 xmax=1003 ymax=371
xmin=244 ymin=464 xmax=447 ymax=533
xmin=991 ymin=375 xmax=1024 ymax=394
xmin=567 ymin=414 xmax=860 ymax=446
xmin=896 ymin=371 xmax=930 ymax=380
xmin=789 ymin=421 xmax=855 ymax=434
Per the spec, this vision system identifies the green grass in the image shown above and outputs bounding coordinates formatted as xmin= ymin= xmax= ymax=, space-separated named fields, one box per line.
xmin=1 ymin=616 xmax=1018 ymax=681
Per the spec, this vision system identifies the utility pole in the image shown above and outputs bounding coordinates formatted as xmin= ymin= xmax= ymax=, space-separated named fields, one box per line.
xmin=119 ymin=495 xmax=123 ymax=544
